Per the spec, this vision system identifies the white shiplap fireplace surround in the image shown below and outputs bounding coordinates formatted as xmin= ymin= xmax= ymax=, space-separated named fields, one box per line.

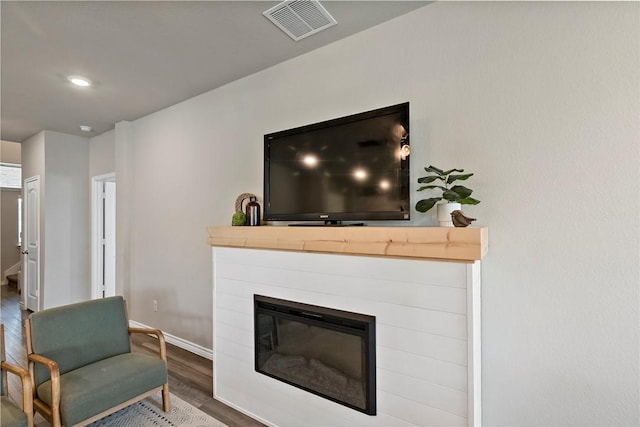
xmin=209 ymin=226 xmax=488 ymax=427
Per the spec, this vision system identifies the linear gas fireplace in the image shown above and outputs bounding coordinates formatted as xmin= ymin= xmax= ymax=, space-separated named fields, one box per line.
xmin=254 ymin=295 xmax=376 ymax=415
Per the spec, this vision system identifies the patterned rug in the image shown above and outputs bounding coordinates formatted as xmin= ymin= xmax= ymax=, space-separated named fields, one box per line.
xmin=35 ymin=393 xmax=228 ymax=427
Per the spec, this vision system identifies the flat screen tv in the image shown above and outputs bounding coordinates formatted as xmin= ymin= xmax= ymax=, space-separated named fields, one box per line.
xmin=263 ymin=102 xmax=410 ymax=224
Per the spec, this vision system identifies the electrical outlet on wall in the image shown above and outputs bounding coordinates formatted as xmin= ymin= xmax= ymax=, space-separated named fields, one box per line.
xmin=152 ymin=300 xmax=158 ymax=312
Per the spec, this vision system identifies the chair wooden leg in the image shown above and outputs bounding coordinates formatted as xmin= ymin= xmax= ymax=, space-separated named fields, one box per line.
xmin=162 ymin=383 xmax=170 ymax=412
xmin=52 ymin=411 xmax=62 ymax=427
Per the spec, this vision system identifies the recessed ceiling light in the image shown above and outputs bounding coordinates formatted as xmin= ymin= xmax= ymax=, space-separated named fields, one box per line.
xmin=79 ymin=125 xmax=93 ymax=132
xmin=68 ymin=75 xmax=92 ymax=87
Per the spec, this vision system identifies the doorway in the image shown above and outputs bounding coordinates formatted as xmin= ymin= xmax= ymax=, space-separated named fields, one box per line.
xmin=91 ymin=173 xmax=116 ymax=299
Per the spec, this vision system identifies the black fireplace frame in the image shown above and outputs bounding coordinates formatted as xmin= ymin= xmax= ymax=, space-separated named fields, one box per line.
xmin=254 ymin=295 xmax=376 ymax=415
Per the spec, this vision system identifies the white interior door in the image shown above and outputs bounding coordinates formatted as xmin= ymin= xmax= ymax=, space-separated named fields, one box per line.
xmin=92 ymin=174 xmax=116 ymax=298
xmin=23 ymin=176 xmax=40 ymax=312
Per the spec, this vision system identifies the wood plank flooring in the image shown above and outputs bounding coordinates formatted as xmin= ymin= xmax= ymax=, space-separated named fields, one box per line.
xmin=0 ymin=286 xmax=265 ymax=427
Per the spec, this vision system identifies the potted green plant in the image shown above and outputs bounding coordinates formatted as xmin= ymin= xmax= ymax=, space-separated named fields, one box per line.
xmin=415 ymin=165 xmax=480 ymax=227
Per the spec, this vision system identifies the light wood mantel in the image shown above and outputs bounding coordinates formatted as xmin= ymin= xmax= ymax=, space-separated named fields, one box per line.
xmin=207 ymin=226 xmax=488 ymax=262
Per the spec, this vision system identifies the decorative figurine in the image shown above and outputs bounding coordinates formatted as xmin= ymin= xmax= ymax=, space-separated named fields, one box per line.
xmin=232 ymin=192 xmax=256 ymax=226
xmin=451 ymin=210 xmax=476 ymax=227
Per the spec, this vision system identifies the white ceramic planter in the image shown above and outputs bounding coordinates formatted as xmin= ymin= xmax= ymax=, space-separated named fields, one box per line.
xmin=437 ymin=202 xmax=461 ymax=227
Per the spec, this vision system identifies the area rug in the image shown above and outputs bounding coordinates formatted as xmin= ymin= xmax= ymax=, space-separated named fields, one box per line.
xmin=35 ymin=393 xmax=228 ymax=427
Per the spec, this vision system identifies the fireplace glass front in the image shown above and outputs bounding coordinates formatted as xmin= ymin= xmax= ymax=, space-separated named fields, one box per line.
xmin=254 ymin=295 xmax=376 ymax=415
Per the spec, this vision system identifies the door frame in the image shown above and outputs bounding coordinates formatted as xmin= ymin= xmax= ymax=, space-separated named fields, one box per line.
xmin=91 ymin=173 xmax=116 ymax=299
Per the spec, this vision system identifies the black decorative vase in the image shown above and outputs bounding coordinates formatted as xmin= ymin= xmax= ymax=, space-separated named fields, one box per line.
xmin=246 ymin=196 xmax=261 ymax=226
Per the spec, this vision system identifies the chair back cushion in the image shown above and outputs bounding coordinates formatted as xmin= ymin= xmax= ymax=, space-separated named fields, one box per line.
xmin=29 ymin=296 xmax=131 ymax=386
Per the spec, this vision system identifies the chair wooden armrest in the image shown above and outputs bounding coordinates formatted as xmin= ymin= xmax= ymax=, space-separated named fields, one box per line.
xmin=1 ymin=360 xmax=34 ymax=427
xmin=128 ymin=327 xmax=167 ymax=362
xmin=28 ymin=353 xmax=61 ymax=427
xmin=127 ymin=327 xmax=170 ymax=411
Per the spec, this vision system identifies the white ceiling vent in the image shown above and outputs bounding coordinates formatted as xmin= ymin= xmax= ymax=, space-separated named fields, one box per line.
xmin=264 ymin=0 xmax=337 ymax=42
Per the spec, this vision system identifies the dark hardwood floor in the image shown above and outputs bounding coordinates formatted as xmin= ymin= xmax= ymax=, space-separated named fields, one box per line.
xmin=0 ymin=286 xmax=265 ymax=427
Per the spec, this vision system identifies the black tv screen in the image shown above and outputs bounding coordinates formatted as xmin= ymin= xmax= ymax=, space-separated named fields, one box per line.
xmin=264 ymin=102 xmax=410 ymax=224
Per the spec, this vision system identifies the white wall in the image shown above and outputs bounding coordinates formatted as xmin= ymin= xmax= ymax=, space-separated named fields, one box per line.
xmin=114 ymin=121 xmax=134 ymax=303
xmin=89 ymin=129 xmax=115 ymax=177
xmin=21 ymin=131 xmax=91 ymax=309
xmin=21 ymin=133 xmax=45 ymax=197
xmin=43 ymin=131 xmax=91 ymax=308
xmin=119 ymin=2 xmax=638 ymax=425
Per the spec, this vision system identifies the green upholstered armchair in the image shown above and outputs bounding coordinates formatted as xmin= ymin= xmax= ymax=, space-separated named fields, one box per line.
xmin=1 ymin=324 xmax=33 ymax=427
xmin=24 ymin=297 xmax=169 ymax=427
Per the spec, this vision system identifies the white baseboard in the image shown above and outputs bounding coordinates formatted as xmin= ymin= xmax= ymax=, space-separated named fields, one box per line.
xmin=129 ymin=320 xmax=213 ymax=361
xmin=214 ymin=394 xmax=275 ymax=427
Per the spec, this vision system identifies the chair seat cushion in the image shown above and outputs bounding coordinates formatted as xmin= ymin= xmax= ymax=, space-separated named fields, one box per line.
xmin=37 ymin=352 xmax=167 ymax=426
xmin=1 ymin=396 xmax=28 ymax=427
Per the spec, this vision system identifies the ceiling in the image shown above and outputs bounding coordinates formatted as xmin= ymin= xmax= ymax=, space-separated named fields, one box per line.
xmin=1 ymin=1 xmax=428 ymax=143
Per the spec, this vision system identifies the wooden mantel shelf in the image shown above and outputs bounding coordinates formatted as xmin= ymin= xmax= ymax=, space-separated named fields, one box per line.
xmin=208 ymin=226 xmax=488 ymax=262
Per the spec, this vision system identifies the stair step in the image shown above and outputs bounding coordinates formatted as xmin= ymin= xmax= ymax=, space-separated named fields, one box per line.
xmin=7 ymin=274 xmax=18 ymax=288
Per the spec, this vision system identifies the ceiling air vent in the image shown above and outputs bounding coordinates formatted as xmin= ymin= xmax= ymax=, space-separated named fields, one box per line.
xmin=264 ymin=0 xmax=337 ymax=42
